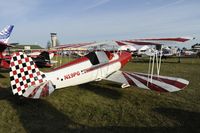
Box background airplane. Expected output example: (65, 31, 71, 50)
(0, 25, 55, 68)
(31, 51, 55, 67)
(0, 25, 14, 69)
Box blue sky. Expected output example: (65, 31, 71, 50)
(1, 0, 200, 48)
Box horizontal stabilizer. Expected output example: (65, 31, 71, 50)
(22, 80, 55, 98)
(105, 71, 189, 92)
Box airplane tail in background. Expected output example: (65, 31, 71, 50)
(38, 51, 51, 61)
(9, 52, 55, 99)
(0, 25, 14, 43)
(33, 51, 54, 67)
(38, 51, 54, 60)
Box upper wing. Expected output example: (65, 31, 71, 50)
(104, 71, 189, 92)
(54, 37, 193, 50)
(116, 37, 194, 46)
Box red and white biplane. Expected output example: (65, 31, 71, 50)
(9, 37, 192, 99)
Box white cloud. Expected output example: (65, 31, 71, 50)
(83, 0, 111, 10)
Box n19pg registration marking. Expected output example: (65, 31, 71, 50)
(64, 71, 80, 80)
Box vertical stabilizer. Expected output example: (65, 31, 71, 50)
(0, 25, 14, 43)
(10, 52, 55, 98)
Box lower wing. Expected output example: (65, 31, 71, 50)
(104, 71, 189, 92)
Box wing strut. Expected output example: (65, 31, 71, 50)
(147, 46, 163, 85)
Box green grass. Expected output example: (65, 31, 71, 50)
(0, 57, 200, 133)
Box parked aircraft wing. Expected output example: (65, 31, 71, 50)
(9, 52, 55, 98)
(104, 71, 189, 92)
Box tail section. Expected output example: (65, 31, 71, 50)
(0, 25, 14, 43)
(38, 51, 50, 61)
(33, 51, 53, 67)
(10, 52, 55, 98)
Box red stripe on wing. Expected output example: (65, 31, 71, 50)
(126, 72, 168, 92)
(124, 41, 161, 45)
(134, 73, 187, 89)
(115, 41, 127, 46)
(122, 72, 136, 86)
(137, 37, 191, 42)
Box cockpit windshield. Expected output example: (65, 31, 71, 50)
(85, 52, 100, 65)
